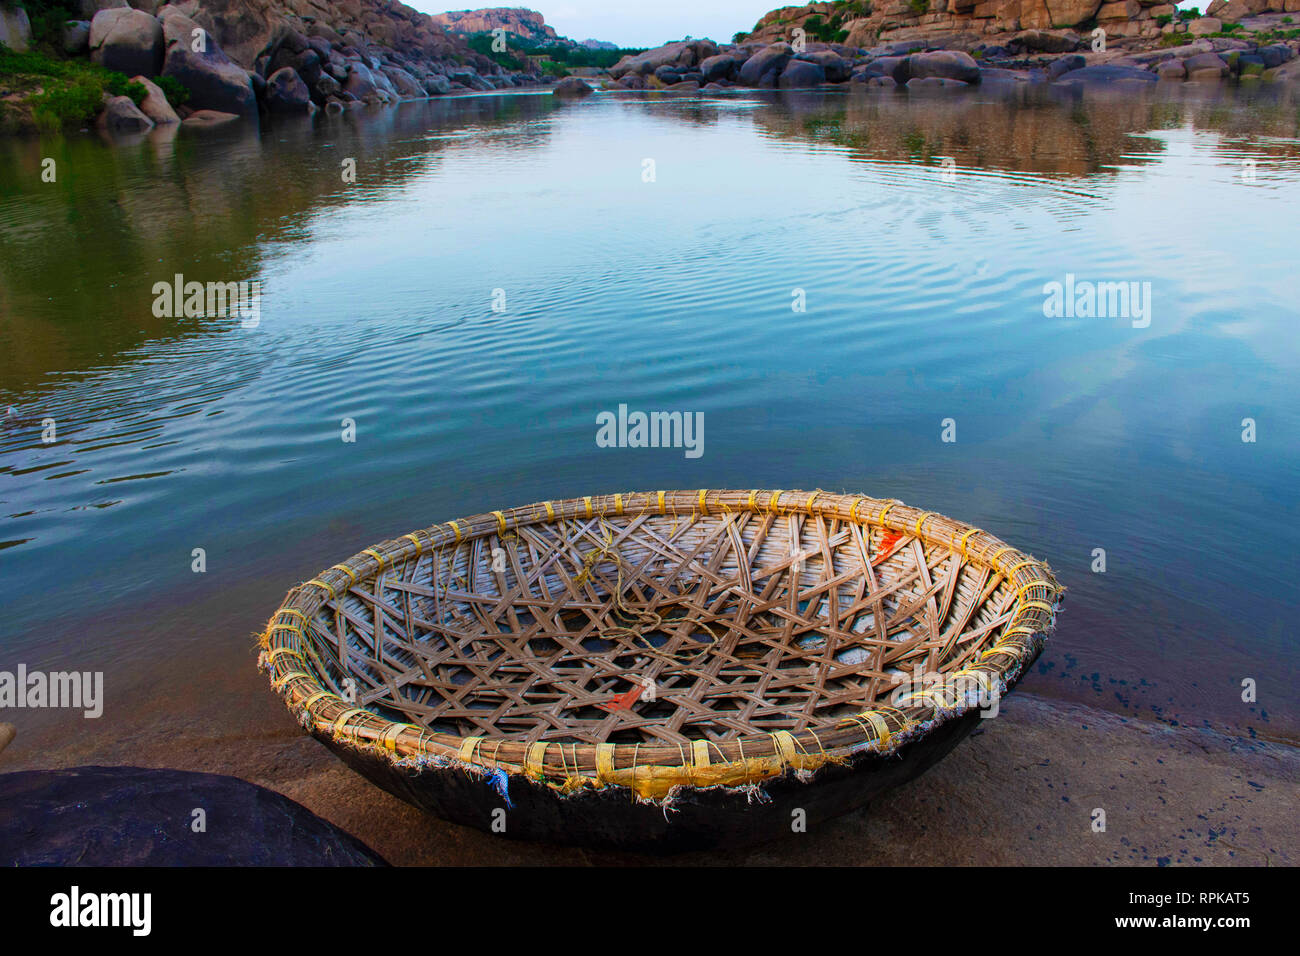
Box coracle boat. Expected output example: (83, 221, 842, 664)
(260, 490, 1061, 852)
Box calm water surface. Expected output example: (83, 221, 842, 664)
(1, 86, 1297, 741)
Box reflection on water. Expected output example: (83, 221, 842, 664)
(1, 85, 1297, 741)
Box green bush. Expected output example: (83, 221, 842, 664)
(107, 75, 147, 104)
(463, 32, 646, 73)
(466, 33, 528, 71)
(1159, 33, 1194, 47)
(154, 74, 189, 106)
(908, 0, 928, 15)
(836, 0, 873, 16)
(802, 14, 852, 43)
(14, 0, 80, 50)
(30, 74, 104, 130)
(0, 44, 147, 130)
(529, 42, 646, 70)
(1155, 14, 1173, 26)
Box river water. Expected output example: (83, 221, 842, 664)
(1, 85, 1296, 744)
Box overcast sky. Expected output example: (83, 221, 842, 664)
(414, 2, 778, 49)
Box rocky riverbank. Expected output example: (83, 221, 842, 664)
(592, 17, 1300, 96)
(1, 0, 551, 133)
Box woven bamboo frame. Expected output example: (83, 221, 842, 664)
(260, 490, 1061, 800)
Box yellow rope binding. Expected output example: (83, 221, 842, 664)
(457, 736, 484, 764)
(332, 708, 366, 736)
(596, 743, 616, 783)
(525, 741, 549, 780)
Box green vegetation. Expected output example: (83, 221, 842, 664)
(0, 44, 146, 132)
(908, 0, 929, 15)
(154, 74, 189, 106)
(465, 33, 645, 74)
(527, 42, 646, 70)
(1155, 14, 1174, 26)
(13, 0, 81, 51)
(801, 0, 873, 43)
(837, 0, 873, 16)
(466, 33, 530, 71)
(1159, 33, 1194, 47)
(802, 15, 850, 44)
(1181, 7, 1200, 18)
(739, 1, 871, 43)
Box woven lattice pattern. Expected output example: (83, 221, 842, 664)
(311, 509, 1017, 745)
(261, 492, 1060, 795)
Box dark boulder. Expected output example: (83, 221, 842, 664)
(295, 49, 323, 86)
(870, 56, 912, 83)
(609, 39, 717, 78)
(306, 35, 333, 61)
(801, 50, 852, 82)
(779, 59, 827, 88)
(265, 66, 312, 112)
(1047, 54, 1086, 80)
(906, 51, 981, 84)
(381, 65, 426, 99)
(344, 62, 381, 102)
(700, 53, 739, 81)
(63, 19, 91, 55)
(553, 75, 595, 97)
(160, 11, 257, 117)
(738, 42, 792, 87)
(96, 94, 154, 133)
(1013, 29, 1083, 54)
(0, 767, 387, 866)
(89, 8, 163, 77)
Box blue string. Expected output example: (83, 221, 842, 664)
(486, 768, 513, 809)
